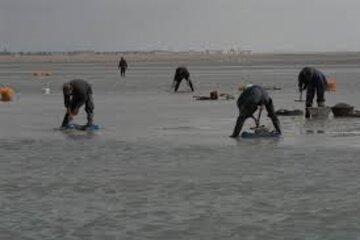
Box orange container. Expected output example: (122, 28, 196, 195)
(0, 87, 15, 102)
(327, 78, 337, 91)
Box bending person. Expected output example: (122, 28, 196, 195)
(61, 79, 94, 128)
(298, 67, 328, 118)
(230, 85, 281, 138)
(172, 67, 194, 92)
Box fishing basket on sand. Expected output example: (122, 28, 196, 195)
(326, 78, 337, 91)
(331, 103, 354, 117)
(0, 87, 15, 102)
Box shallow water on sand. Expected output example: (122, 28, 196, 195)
(1, 61, 360, 239)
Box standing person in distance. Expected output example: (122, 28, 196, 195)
(118, 57, 128, 77)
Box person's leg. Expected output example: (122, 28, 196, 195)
(61, 101, 79, 127)
(174, 79, 182, 92)
(230, 114, 247, 138)
(186, 78, 194, 92)
(316, 79, 325, 107)
(61, 113, 71, 127)
(230, 104, 257, 137)
(265, 99, 281, 133)
(254, 107, 263, 128)
(85, 95, 94, 126)
(305, 88, 315, 118)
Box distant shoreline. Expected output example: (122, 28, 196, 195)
(1, 51, 360, 66)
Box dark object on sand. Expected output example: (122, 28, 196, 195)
(242, 131, 281, 138)
(331, 103, 360, 117)
(60, 123, 100, 132)
(33, 71, 52, 77)
(194, 90, 218, 101)
(194, 91, 234, 101)
(193, 96, 213, 101)
(276, 109, 304, 116)
(331, 103, 354, 117)
(306, 130, 325, 134)
(210, 91, 218, 100)
(239, 85, 281, 91)
(242, 126, 281, 139)
(263, 86, 281, 91)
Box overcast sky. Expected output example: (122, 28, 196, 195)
(0, 0, 359, 52)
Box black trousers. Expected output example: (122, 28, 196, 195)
(120, 67, 126, 77)
(305, 79, 326, 118)
(174, 78, 194, 92)
(306, 81, 325, 108)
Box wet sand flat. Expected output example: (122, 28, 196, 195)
(0, 55, 360, 239)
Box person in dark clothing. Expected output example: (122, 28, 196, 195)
(230, 85, 281, 138)
(61, 79, 94, 128)
(172, 67, 194, 92)
(298, 67, 328, 118)
(118, 57, 128, 77)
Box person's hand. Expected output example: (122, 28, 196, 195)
(66, 108, 79, 119)
(70, 108, 79, 116)
(65, 108, 72, 118)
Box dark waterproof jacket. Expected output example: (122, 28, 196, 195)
(174, 67, 190, 82)
(237, 85, 272, 112)
(63, 79, 93, 110)
(118, 59, 128, 69)
(298, 67, 327, 107)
